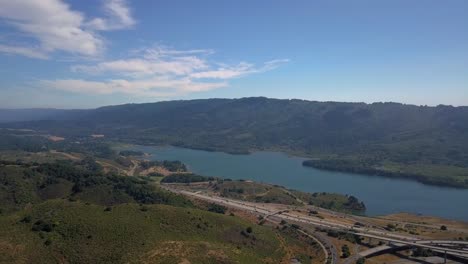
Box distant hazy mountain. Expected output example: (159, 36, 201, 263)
(0, 108, 88, 123)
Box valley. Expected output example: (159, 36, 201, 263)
(0, 133, 466, 263)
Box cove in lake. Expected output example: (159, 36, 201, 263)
(132, 145, 468, 221)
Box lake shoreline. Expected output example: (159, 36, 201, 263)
(302, 160, 468, 189)
(115, 142, 467, 189)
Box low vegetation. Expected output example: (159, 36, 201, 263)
(119, 150, 144, 156)
(292, 191, 366, 213)
(179, 178, 366, 213)
(0, 150, 324, 263)
(303, 158, 468, 188)
(139, 160, 187, 172)
(341, 244, 350, 258)
(161, 173, 216, 183)
(0, 200, 321, 263)
(0, 161, 191, 213)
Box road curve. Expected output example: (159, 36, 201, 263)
(162, 185, 468, 262)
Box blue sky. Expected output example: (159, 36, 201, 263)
(0, 0, 467, 108)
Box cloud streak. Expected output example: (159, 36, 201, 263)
(40, 78, 228, 97)
(0, 44, 48, 59)
(43, 46, 288, 97)
(86, 0, 136, 30)
(190, 59, 289, 79)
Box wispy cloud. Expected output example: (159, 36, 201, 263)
(0, 0, 135, 59)
(190, 59, 289, 79)
(40, 78, 228, 97)
(86, 0, 136, 31)
(43, 45, 288, 97)
(0, 44, 48, 59)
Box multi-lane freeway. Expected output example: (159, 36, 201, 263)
(163, 185, 468, 263)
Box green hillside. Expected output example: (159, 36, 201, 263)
(0, 200, 323, 264)
(0, 160, 323, 263)
(2, 97, 468, 187)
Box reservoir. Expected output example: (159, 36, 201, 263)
(131, 145, 468, 221)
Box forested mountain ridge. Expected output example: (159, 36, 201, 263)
(0, 108, 88, 123)
(3, 97, 468, 187)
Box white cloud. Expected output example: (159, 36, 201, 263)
(0, 0, 103, 57)
(0, 2, 287, 99)
(0, 0, 135, 58)
(43, 45, 289, 98)
(86, 0, 136, 30)
(189, 62, 254, 79)
(140, 46, 215, 58)
(72, 56, 208, 77)
(190, 59, 289, 79)
(40, 78, 228, 97)
(0, 44, 48, 59)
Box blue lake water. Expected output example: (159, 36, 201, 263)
(132, 145, 468, 221)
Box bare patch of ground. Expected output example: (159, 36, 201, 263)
(0, 240, 27, 264)
(381, 213, 468, 230)
(49, 150, 81, 161)
(141, 241, 232, 264)
(138, 166, 172, 176)
(46, 136, 65, 142)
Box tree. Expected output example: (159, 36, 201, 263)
(246, 226, 253, 233)
(440, 225, 447, 231)
(341, 244, 350, 258)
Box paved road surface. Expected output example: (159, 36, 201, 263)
(162, 185, 468, 262)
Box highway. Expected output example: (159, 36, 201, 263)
(163, 186, 468, 262)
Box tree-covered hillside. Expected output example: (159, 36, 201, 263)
(0, 160, 322, 263)
(3, 97, 468, 187)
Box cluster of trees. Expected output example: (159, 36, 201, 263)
(35, 161, 189, 206)
(321, 229, 361, 244)
(0, 160, 191, 213)
(60, 141, 115, 159)
(356, 257, 366, 264)
(294, 191, 366, 213)
(0, 129, 116, 159)
(207, 203, 227, 214)
(160, 173, 216, 183)
(303, 159, 468, 188)
(412, 247, 434, 257)
(0, 133, 47, 152)
(341, 245, 350, 258)
(119, 150, 144, 156)
(115, 156, 133, 167)
(220, 187, 245, 194)
(344, 195, 366, 211)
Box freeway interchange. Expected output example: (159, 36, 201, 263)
(162, 184, 468, 264)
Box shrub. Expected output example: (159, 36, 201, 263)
(341, 244, 350, 258)
(207, 203, 227, 214)
(356, 257, 366, 264)
(21, 215, 32, 223)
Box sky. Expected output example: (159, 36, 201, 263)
(0, 0, 467, 108)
